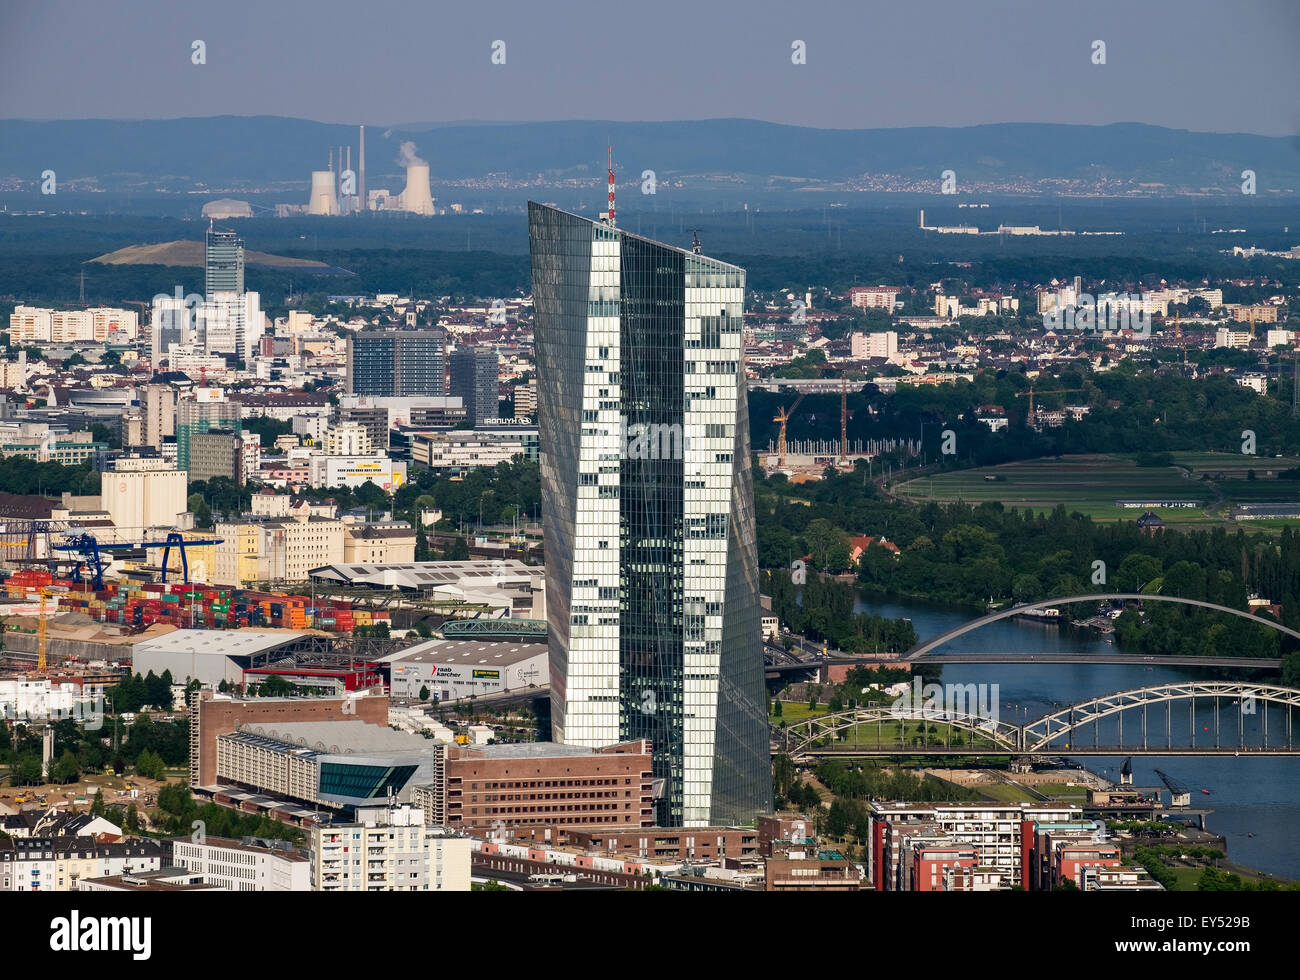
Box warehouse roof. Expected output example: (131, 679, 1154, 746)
(378, 637, 545, 667)
(308, 559, 543, 590)
(134, 629, 308, 659)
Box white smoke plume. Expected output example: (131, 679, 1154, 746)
(397, 141, 427, 167)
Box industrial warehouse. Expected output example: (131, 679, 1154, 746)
(380, 636, 547, 702)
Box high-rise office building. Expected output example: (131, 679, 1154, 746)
(177, 390, 242, 473)
(205, 228, 244, 299)
(449, 346, 500, 425)
(346, 330, 446, 397)
(528, 201, 770, 828)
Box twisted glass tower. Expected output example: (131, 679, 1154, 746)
(529, 202, 770, 827)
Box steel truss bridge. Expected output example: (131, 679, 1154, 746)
(904, 593, 1300, 661)
(779, 681, 1300, 758)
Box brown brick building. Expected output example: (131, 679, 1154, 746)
(413, 740, 654, 833)
(510, 824, 758, 860)
(190, 689, 388, 788)
(765, 857, 865, 892)
(757, 812, 816, 857)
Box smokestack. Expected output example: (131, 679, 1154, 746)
(401, 164, 435, 216)
(328, 148, 333, 173)
(345, 146, 351, 211)
(359, 125, 366, 211)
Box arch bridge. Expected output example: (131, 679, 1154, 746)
(904, 594, 1300, 661)
(779, 681, 1300, 757)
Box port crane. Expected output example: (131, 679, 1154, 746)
(53, 530, 222, 591)
(1153, 768, 1191, 807)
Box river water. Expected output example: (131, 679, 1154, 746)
(851, 593, 1300, 882)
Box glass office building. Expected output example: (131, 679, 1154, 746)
(205, 228, 244, 299)
(346, 330, 447, 397)
(528, 202, 770, 827)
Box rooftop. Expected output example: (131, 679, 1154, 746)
(380, 637, 546, 667)
(134, 629, 308, 658)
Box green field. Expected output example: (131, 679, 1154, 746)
(897, 453, 1300, 524)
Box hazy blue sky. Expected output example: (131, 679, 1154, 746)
(2, 0, 1298, 135)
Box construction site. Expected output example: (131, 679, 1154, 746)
(762, 375, 920, 480)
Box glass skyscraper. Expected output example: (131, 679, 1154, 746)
(528, 202, 770, 827)
(205, 228, 244, 299)
(346, 330, 447, 397)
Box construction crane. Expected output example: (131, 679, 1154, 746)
(774, 391, 808, 469)
(1014, 386, 1085, 425)
(36, 585, 68, 673)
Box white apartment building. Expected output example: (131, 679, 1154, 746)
(1215, 328, 1254, 349)
(8, 306, 138, 344)
(310, 805, 471, 892)
(850, 331, 898, 359)
(849, 286, 902, 309)
(324, 421, 372, 456)
(170, 836, 311, 891)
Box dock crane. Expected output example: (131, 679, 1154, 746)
(54, 530, 222, 591)
(1014, 386, 1084, 426)
(774, 391, 808, 469)
(1154, 768, 1191, 807)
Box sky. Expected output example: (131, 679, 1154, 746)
(1, 0, 1298, 136)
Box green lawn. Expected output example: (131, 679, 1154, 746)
(975, 782, 1038, 803)
(897, 453, 1300, 525)
(1035, 782, 1088, 797)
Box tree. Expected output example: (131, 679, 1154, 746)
(419, 685, 431, 702)
(51, 749, 80, 784)
(12, 754, 43, 786)
(125, 803, 140, 834)
(443, 536, 471, 560)
(90, 788, 106, 817)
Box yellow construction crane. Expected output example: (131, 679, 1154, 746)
(774, 391, 808, 469)
(1014, 386, 1084, 424)
(37, 586, 49, 673)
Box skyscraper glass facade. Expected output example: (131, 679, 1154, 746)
(347, 331, 447, 397)
(205, 229, 245, 299)
(529, 202, 770, 827)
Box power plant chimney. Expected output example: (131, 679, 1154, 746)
(400, 164, 435, 216)
(345, 146, 352, 211)
(359, 125, 366, 211)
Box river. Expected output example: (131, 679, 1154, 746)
(850, 592, 1300, 882)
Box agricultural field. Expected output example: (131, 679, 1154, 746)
(896, 453, 1300, 525)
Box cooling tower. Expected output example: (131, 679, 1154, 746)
(400, 164, 435, 215)
(307, 170, 339, 215)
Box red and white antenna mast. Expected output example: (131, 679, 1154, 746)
(603, 145, 616, 226)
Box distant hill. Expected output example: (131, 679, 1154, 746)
(2, 117, 1297, 191)
(90, 240, 334, 269)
